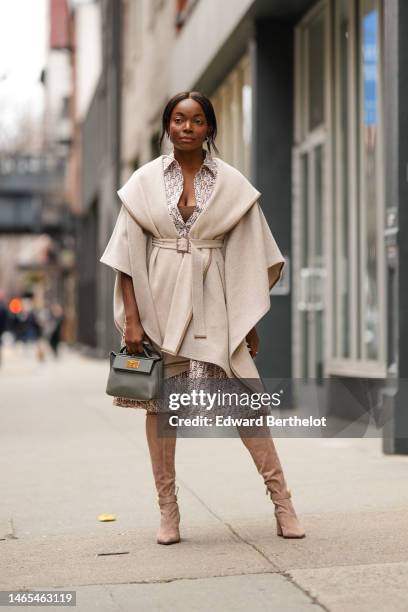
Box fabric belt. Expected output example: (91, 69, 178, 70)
(151, 236, 224, 339)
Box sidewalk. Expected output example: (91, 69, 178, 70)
(1, 341, 408, 611)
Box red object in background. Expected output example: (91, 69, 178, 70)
(176, 0, 189, 12)
(9, 298, 22, 315)
(175, 0, 197, 29)
(50, 0, 70, 49)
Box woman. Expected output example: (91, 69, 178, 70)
(100, 91, 305, 545)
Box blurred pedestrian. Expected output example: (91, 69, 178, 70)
(48, 303, 65, 358)
(16, 299, 45, 361)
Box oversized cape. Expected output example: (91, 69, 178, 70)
(100, 155, 285, 393)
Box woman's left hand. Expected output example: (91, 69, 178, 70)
(246, 327, 259, 359)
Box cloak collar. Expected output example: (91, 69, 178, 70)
(118, 155, 262, 242)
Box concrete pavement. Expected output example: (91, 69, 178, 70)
(1, 339, 408, 611)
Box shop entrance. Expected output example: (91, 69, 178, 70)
(293, 0, 330, 383)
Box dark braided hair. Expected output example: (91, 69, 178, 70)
(159, 91, 219, 155)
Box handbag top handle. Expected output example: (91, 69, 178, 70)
(119, 340, 162, 361)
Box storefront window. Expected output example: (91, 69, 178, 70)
(301, 154, 309, 379)
(360, 0, 380, 360)
(242, 82, 252, 177)
(334, 0, 354, 359)
(211, 54, 252, 178)
(331, 0, 384, 371)
(294, 2, 327, 380)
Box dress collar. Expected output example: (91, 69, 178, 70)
(163, 149, 217, 176)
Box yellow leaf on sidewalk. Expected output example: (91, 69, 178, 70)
(97, 513, 116, 522)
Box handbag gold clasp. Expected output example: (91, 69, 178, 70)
(127, 359, 140, 369)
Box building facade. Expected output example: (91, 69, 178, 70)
(73, 0, 405, 452)
(164, 0, 405, 453)
(65, 0, 121, 352)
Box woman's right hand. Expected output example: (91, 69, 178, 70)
(124, 321, 147, 354)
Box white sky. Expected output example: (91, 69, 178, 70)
(0, 0, 47, 127)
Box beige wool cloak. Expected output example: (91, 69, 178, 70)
(100, 155, 285, 393)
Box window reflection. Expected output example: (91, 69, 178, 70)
(337, 0, 352, 358)
(361, 3, 379, 360)
(211, 55, 252, 178)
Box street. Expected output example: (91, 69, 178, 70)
(1, 341, 408, 611)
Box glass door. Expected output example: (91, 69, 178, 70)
(330, 0, 385, 377)
(297, 139, 326, 381)
(293, 1, 330, 382)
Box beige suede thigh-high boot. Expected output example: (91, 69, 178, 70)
(238, 425, 305, 538)
(145, 413, 180, 545)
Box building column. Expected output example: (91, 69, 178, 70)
(252, 19, 293, 380)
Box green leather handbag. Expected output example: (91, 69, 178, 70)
(106, 341, 164, 400)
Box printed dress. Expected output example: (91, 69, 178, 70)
(113, 149, 229, 414)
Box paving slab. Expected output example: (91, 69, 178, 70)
(0, 522, 277, 591)
(231, 509, 408, 571)
(289, 562, 408, 612)
(32, 573, 320, 612)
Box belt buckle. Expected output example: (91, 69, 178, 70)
(176, 237, 190, 253)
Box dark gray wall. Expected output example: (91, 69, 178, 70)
(379, 0, 408, 453)
(390, 0, 408, 452)
(253, 19, 293, 380)
(77, 201, 98, 348)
